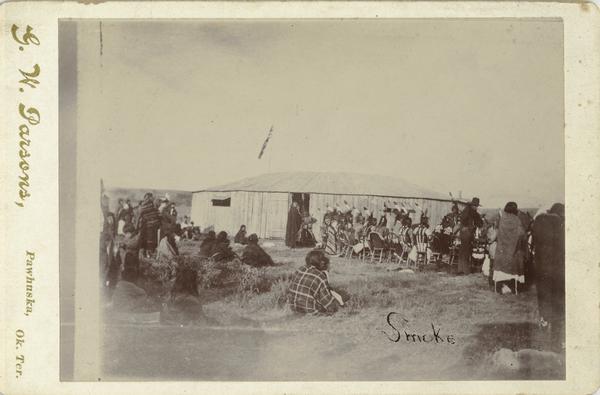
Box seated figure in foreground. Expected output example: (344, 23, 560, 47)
(287, 250, 342, 315)
(111, 265, 153, 313)
(162, 266, 212, 325)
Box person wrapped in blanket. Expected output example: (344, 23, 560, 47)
(234, 225, 248, 245)
(492, 201, 527, 292)
(199, 230, 216, 258)
(413, 213, 433, 263)
(137, 192, 161, 258)
(287, 250, 346, 315)
(211, 231, 235, 262)
(241, 234, 276, 267)
(398, 216, 415, 259)
(323, 215, 339, 256)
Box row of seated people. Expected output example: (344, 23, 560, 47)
(319, 208, 488, 265)
(199, 228, 276, 268)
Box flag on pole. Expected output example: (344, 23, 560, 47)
(258, 125, 274, 159)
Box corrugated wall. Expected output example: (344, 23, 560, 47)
(193, 190, 456, 239)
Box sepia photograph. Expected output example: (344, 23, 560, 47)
(59, 17, 566, 381)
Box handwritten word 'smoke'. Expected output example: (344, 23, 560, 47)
(383, 312, 456, 345)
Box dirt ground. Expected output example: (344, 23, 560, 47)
(101, 239, 565, 381)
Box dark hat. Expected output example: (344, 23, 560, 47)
(470, 197, 481, 207)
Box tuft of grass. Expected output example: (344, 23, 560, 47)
(340, 279, 398, 313)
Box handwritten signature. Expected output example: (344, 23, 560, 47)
(382, 312, 457, 344)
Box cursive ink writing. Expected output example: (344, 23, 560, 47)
(382, 312, 456, 345)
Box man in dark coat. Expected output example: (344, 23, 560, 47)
(457, 197, 483, 275)
(285, 201, 302, 248)
(532, 203, 565, 348)
(241, 234, 275, 267)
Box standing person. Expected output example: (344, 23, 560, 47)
(457, 197, 483, 275)
(486, 221, 498, 287)
(324, 216, 338, 256)
(123, 199, 134, 226)
(312, 208, 323, 246)
(384, 206, 395, 232)
(116, 199, 126, 235)
(413, 213, 431, 262)
(532, 203, 565, 348)
(137, 193, 161, 258)
(102, 212, 118, 290)
(493, 202, 526, 292)
(118, 223, 141, 278)
(117, 199, 134, 234)
(133, 200, 143, 230)
(399, 217, 415, 258)
(285, 201, 302, 248)
(160, 202, 178, 241)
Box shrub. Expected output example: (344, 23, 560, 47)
(139, 255, 177, 297)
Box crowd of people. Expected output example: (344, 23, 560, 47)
(100, 190, 565, 342)
(100, 192, 278, 295)
(284, 197, 565, 296)
(284, 198, 482, 270)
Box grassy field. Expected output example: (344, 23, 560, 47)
(102, 239, 564, 381)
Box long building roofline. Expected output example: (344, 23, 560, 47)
(193, 171, 468, 203)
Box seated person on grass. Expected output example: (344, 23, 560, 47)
(241, 234, 276, 267)
(287, 250, 345, 315)
(198, 230, 216, 257)
(162, 266, 213, 325)
(211, 231, 235, 262)
(111, 265, 155, 313)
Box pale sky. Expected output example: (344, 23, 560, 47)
(72, 19, 564, 208)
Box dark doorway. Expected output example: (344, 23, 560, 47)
(291, 193, 310, 216)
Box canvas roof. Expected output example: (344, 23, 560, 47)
(196, 172, 453, 201)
